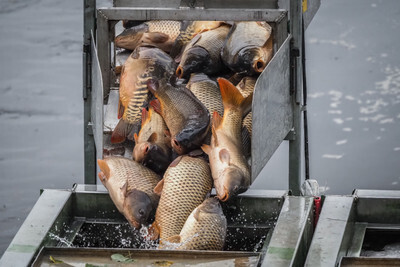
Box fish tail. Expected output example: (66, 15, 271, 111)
(148, 221, 160, 241)
(217, 78, 253, 117)
(97, 159, 110, 180)
(111, 119, 135, 144)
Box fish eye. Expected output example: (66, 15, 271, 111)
(138, 209, 145, 216)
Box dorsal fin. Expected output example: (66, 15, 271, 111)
(97, 159, 110, 179)
(141, 108, 149, 128)
(217, 78, 253, 117)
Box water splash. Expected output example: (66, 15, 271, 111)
(48, 232, 73, 247)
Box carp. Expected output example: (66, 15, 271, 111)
(201, 78, 252, 201)
(111, 46, 175, 144)
(187, 73, 224, 145)
(162, 197, 227, 250)
(170, 20, 224, 59)
(115, 20, 182, 52)
(236, 77, 257, 158)
(221, 21, 273, 75)
(97, 156, 161, 228)
(132, 107, 171, 174)
(176, 25, 231, 79)
(149, 155, 213, 242)
(147, 78, 210, 155)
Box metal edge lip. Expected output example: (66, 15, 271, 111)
(353, 189, 400, 199)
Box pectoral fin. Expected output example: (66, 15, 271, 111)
(166, 235, 181, 244)
(153, 178, 164, 196)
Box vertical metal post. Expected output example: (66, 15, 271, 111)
(83, 0, 97, 184)
(289, 0, 303, 195)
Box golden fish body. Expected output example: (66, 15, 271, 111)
(111, 46, 175, 143)
(202, 78, 252, 201)
(236, 77, 256, 158)
(221, 21, 273, 75)
(115, 20, 182, 52)
(151, 155, 212, 242)
(97, 156, 161, 228)
(187, 73, 224, 145)
(133, 107, 171, 174)
(170, 21, 224, 58)
(148, 79, 210, 155)
(176, 25, 231, 79)
(164, 197, 227, 250)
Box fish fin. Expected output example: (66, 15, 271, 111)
(153, 178, 164, 196)
(211, 125, 218, 146)
(147, 79, 159, 95)
(97, 159, 110, 179)
(188, 149, 203, 157)
(141, 108, 149, 128)
(190, 33, 202, 46)
(145, 32, 170, 43)
(149, 99, 162, 114)
(219, 149, 230, 165)
(218, 78, 253, 117)
(147, 132, 158, 143)
(193, 207, 201, 221)
(111, 119, 133, 143)
(121, 181, 129, 198)
(118, 100, 124, 119)
(98, 171, 107, 185)
(169, 155, 183, 167)
(148, 222, 160, 240)
(166, 235, 181, 244)
(201, 144, 211, 155)
(212, 111, 223, 129)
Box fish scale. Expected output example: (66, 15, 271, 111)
(105, 157, 160, 199)
(153, 156, 212, 242)
(112, 46, 175, 143)
(194, 25, 230, 63)
(174, 198, 227, 250)
(147, 20, 181, 40)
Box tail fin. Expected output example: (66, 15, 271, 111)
(111, 119, 135, 144)
(97, 159, 110, 180)
(217, 78, 253, 117)
(147, 222, 160, 241)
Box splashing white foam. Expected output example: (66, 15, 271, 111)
(343, 128, 352, 132)
(333, 118, 344, 124)
(336, 139, 347, 145)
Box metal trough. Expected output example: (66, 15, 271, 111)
(305, 190, 400, 266)
(0, 186, 315, 266)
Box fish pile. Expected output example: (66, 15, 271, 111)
(98, 19, 274, 251)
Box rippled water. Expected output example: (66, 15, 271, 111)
(0, 0, 399, 257)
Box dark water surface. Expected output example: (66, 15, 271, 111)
(0, 0, 399, 257)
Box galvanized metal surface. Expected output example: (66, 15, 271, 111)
(304, 196, 355, 267)
(354, 190, 400, 224)
(0, 190, 72, 267)
(114, 0, 277, 9)
(32, 247, 260, 267)
(288, 0, 304, 196)
(262, 196, 314, 267)
(252, 35, 292, 183)
(91, 32, 104, 163)
(83, 0, 97, 184)
(303, 0, 321, 29)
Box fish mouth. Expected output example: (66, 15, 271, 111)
(218, 190, 230, 202)
(253, 59, 266, 73)
(176, 66, 184, 79)
(128, 219, 141, 229)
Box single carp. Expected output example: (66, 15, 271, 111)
(147, 78, 210, 155)
(221, 21, 273, 75)
(97, 156, 161, 228)
(201, 78, 252, 201)
(115, 20, 182, 52)
(176, 25, 231, 79)
(162, 197, 227, 250)
(170, 20, 224, 59)
(132, 107, 171, 174)
(111, 46, 175, 144)
(236, 77, 256, 158)
(149, 155, 213, 242)
(187, 73, 224, 145)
